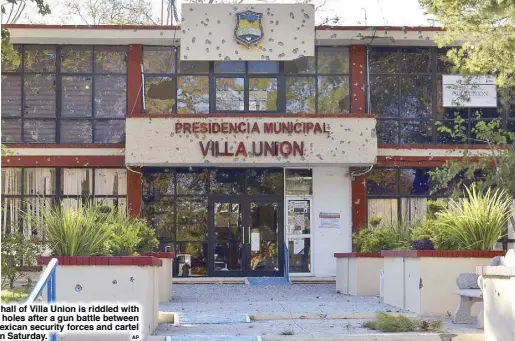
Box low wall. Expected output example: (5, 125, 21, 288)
(38, 256, 162, 341)
(139, 252, 174, 302)
(382, 251, 504, 316)
(334, 253, 383, 296)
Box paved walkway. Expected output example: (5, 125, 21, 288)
(156, 284, 480, 338)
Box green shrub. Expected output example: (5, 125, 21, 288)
(354, 220, 416, 253)
(435, 185, 514, 250)
(426, 200, 448, 220)
(1, 233, 42, 289)
(136, 221, 159, 252)
(1, 289, 31, 303)
(362, 312, 443, 333)
(411, 219, 458, 251)
(33, 203, 113, 256)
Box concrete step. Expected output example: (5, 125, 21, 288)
(171, 277, 335, 284)
(175, 312, 250, 325)
(148, 334, 483, 341)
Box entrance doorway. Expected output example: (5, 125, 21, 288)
(209, 196, 284, 277)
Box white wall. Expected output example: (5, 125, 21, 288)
(312, 167, 352, 277)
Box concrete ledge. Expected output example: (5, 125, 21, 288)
(260, 334, 483, 341)
(171, 277, 336, 284)
(158, 312, 176, 324)
(247, 312, 419, 321)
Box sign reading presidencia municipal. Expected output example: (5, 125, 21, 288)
(126, 116, 377, 167)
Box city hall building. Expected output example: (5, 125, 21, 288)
(2, 4, 513, 278)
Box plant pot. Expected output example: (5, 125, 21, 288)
(381, 250, 505, 316)
(334, 252, 383, 296)
(38, 256, 162, 341)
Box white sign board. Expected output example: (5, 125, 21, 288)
(319, 212, 340, 229)
(442, 75, 497, 108)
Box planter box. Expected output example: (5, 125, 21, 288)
(334, 253, 383, 296)
(139, 252, 174, 303)
(38, 256, 162, 341)
(477, 251, 515, 341)
(381, 250, 505, 316)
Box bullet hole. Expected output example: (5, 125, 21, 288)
(186, 47, 190, 51)
(293, 48, 299, 54)
(189, 7, 193, 11)
(278, 41, 284, 46)
(206, 48, 209, 52)
(222, 39, 226, 43)
(269, 20, 274, 24)
(278, 53, 285, 58)
(209, 32, 212, 35)
(275, 20, 279, 25)
(271, 29, 274, 33)
(302, 20, 306, 23)
(289, 12, 294, 19)
(205, 39, 211, 44)
(268, 38, 274, 42)
(235, 50, 239, 55)
(224, 56, 230, 60)
(218, 53, 222, 57)
(182, 30, 186, 34)
(304, 13, 309, 19)
(130, 277, 135, 282)
(217, 20, 221, 24)
(216, 46, 220, 50)
(112, 280, 117, 285)
(265, 56, 270, 60)
(75, 285, 82, 292)
(294, 37, 297, 40)
(269, 49, 272, 52)
(192, 37, 196, 43)
(331, 34, 337, 38)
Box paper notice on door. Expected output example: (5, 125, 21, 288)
(294, 214, 305, 231)
(319, 212, 340, 228)
(293, 239, 304, 254)
(251, 232, 260, 252)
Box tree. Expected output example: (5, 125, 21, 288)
(62, 0, 158, 25)
(420, 0, 515, 89)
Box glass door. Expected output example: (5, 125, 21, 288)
(247, 198, 284, 277)
(286, 197, 312, 275)
(209, 197, 245, 276)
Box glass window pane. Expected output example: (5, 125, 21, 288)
(376, 120, 399, 144)
(437, 49, 454, 74)
(2, 198, 22, 234)
(367, 198, 398, 225)
(24, 45, 56, 72)
(317, 76, 349, 113)
(94, 120, 125, 144)
(472, 107, 502, 119)
(370, 75, 399, 117)
(23, 119, 56, 143)
(178, 61, 209, 74)
(95, 169, 127, 195)
(24, 197, 52, 238)
(249, 78, 277, 111)
(216, 77, 244, 111)
(142, 197, 175, 240)
(62, 76, 93, 117)
(61, 168, 93, 195)
(176, 168, 207, 195)
(285, 169, 312, 195)
(436, 120, 467, 144)
(400, 75, 432, 119)
(1, 168, 22, 194)
(289, 239, 310, 273)
(61, 46, 93, 73)
(143, 46, 175, 74)
(398, 48, 432, 74)
(317, 47, 349, 74)
(214, 61, 245, 73)
(248, 61, 279, 73)
(401, 197, 428, 222)
(177, 76, 209, 113)
(176, 242, 208, 276)
(1, 45, 21, 72)
(369, 48, 399, 73)
(1, 119, 22, 143)
(24, 168, 56, 195)
(1, 75, 22, 117)
(366, 168, 397, 195)
(246, 169, 284, 195)
(285, 56, 315, 74)
(143, 171, 175, 198)
(24, 74, 56, 118)
(209, 169, 245, 195)
(95, 75, 127, 118)
(176, 199, 208, 241)
(399, 169, 430, 195)
(145, 77, 176, 114)
(287, 200, 311, 234)
(60, 120, 92, 143)
(286, 77, 315, 113)
(399, 121, 433, 144)
(94, 46, 127, 73)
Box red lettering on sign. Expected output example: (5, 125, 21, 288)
(175, 123, 183, 133)
(235, 142, 248, 157)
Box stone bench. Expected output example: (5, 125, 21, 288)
(453, 255, 505, 329)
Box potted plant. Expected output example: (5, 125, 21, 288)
(32, 203, 162, 340)
(382, 185, 512, 316)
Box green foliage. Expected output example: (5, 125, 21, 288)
(362, 312, 443, 333)
(411, 219, 455, 250)
(1, 289, 31, 303)
(136, 221, 159, 252)
(33, 204, 113, 256)
(368, 216, 382, 228)
(354, 220, 416, 253)
(420, 0, 515, 89)
(1, 233, 42, 289)
(435, 185, 514, 250)
(426, 200, 448, 220)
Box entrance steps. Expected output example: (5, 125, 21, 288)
(172, 277, 335, 284)
(245, 277, 291, 285)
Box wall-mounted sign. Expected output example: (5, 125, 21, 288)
(235, 10, 264, 47)
(181, 4, 314, 61)
(126, 116, 377, 167)
(319, 212, 340, 229)
(442, 75, 497, 108)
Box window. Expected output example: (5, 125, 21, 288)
(1, 45, 127, 144)
(1, 168, 127, 237)
(369, 47, 514, 144)
(142, 46, 350, 114)
(366, 167, 439, 224)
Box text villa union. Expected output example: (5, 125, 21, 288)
(174, 121, 330, 158)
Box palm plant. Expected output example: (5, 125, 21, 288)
(435, 185, 514, 250)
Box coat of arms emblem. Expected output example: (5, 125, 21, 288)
(234, 10, 264, 47)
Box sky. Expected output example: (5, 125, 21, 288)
(6, 0, 436, 26)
